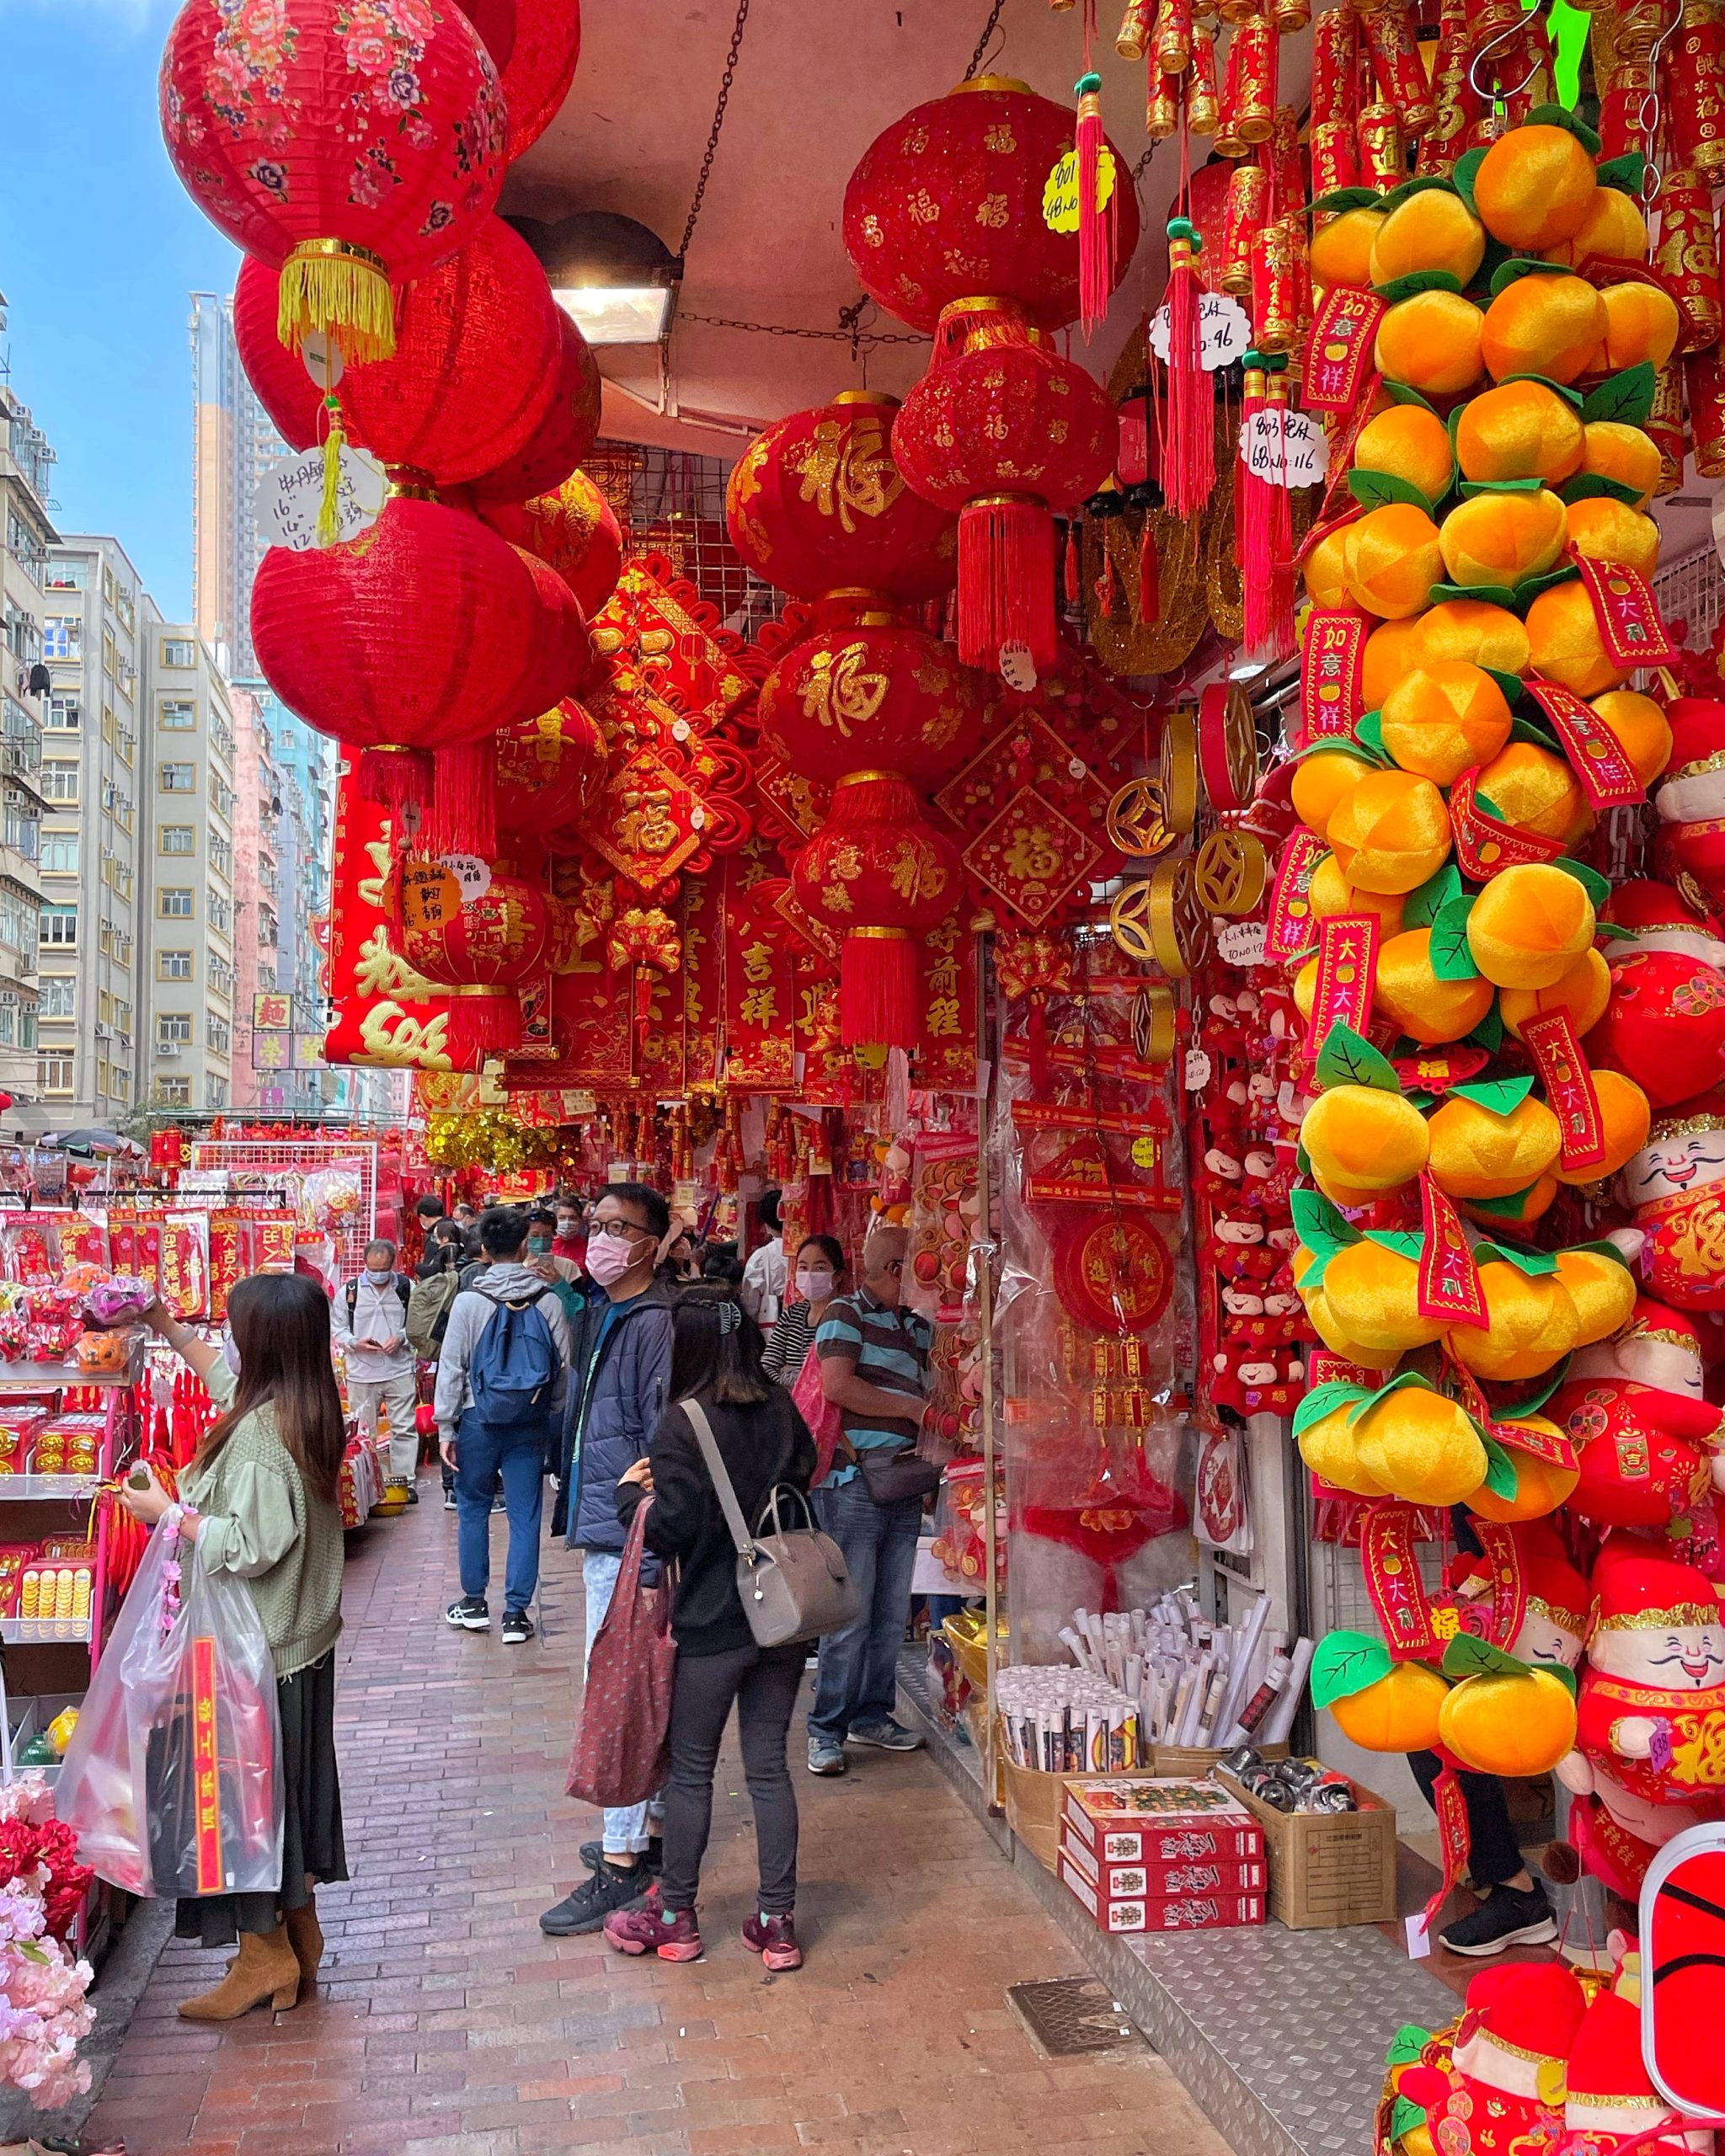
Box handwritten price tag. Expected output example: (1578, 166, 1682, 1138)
(1043, 144, 1118, 232)
(1650, 1721, 1675, 1773)
(441, 854, 493, 903)
(1149, 291, 1252, 372)
(1215, 919, 1268, 968)
(1238, 408, 1330, 491)
(259, 443, 386, 552)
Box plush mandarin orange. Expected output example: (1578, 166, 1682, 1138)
(1589, 689, 1673, 784)
(1298, 1275, 1402, 1369)
(1447, 1259, 1580, 1380)
(1438, 1665, 1578, 1774)
(1466, 1417, 1580, 1523)
(1415, 598, 1530, 675)
(1326, 768, 1454, 893)
(1300, 1083, 1431, 1191)
(1474, 740, 1593, 849)
(1581, 420, 1661, 506)
(1375, 291, 1486, 397)
(1353, 405, 1455, 504)
(1427, 1091, 1563, 1198)
(1552, 1247, 1639, 1343)
(1291, 748, 1377, 838)
(1525, 579, 1629, 696)
(1331, 1661, 1450, 1751)
(1322, 1241, 1447, 1353)
(1549, 186, 1649, 270)
(1311, 206, 1386, 291)
(1297, 1400, 1391, 1497)
(1353, 1385, 1491, 1503)
(1369, 189, 1487, 288)
(1461, 1173, 1558, 1229)
(1381, 661, 1514, 785)
(1600, 281, 1681, 370)
(1565, 496, 1661, 575)
(1455, 379, 1584, 484)
(1439, 488, 1568, 591)
(1373, 927, 1497, 1043)
(1550, 1068, 1651, 1184)
(1481, 274, 1609, 385)
(1345, 502, 1445, 618)
(1466, 861, 1597, 989)
(1363, 618, 1425, 709)
(1304, 525, 1354, 610)
(1473, 124, 1599, 251)
(1307, 854, 1407, 933)
(1500, 947, 1611, 1040)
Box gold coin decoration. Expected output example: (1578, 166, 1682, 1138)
(1131, 983, 1177, 1065)
(1105, 776, 1175, 859)
(1160, 705, 1199, 835)
(1194, 828, 1268, 915)
(1199, 678, 1260, 813)
(1108, 877, 1160, 965)
(1148, 856, 1212, 978)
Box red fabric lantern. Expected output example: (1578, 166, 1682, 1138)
(792, 779, 964, 1050)
(756, 619, 984, 787)
(725, 390, 957, 604)
(499, 0, 582, 161)
(315, 215, 563, 484)
(453, 0, 515, 69)
(234, 253, 323, 451)
(842, 77, 1139, 334)
(466, 314, 601, 506)
(159, 0, 506, 361)
(893, 302, 1118, 675)
(251, 493, 540, 825)
(396, 853, 548, 1065)
(477, 468, 622, 616)
(497, 698, 606, 835)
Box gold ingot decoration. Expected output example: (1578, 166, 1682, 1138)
(1160, 706, 1200, 835)
(1194, 828, 1268, 915)
(1105, 776, 1176, 858)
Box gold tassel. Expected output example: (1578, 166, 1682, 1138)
(318, 398, 346, 549)
(276, 239, 395, 362)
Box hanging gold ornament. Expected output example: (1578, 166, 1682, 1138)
(1194, 827, 1268, 915)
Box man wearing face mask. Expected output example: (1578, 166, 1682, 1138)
(553, 1195, 588, 1270)
(542, 1182, 676, 1937)
(333, 1239, 419, 1503)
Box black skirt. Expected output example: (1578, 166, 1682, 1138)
(175, 1647, 348, 1946)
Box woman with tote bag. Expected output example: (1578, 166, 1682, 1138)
(606, 1287, 817, 1971)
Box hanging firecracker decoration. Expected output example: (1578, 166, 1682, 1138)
(495, 699, 606, 836)
(478, 468, 623, 618)
(464, 316, 602, 510)
(395, 854, 549, 1066)
(158, 0, 507, 361)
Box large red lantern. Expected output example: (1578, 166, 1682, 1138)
(496, 699, 606, 835)
(313, 215, 563, 485)
(499, 0, 582, 161)
(477, 469, 622, 617)
(467, 315, 601, 506)
(396, 854, 548, 1065)
(756, 619, 984, 786)
(234, 253, 323, 451)
(725, 391, 957, 604)
(841, 77, 1139, 335)
(159, 0, 506, 361)
(251, 493, 541, 825)
(894, 302, 1117, 675)
(453, 0, 515, 69)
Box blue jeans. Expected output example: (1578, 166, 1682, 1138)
(809, 1479, 924, 1743)
(455, 1411, 545, 1614)
(582, 1549, 657, 1854)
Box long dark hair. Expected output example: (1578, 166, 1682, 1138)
(196, 1273, 345, 1508)
(669, 1285, 769, 1406)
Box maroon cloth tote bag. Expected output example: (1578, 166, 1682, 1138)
(566, 1495, 676, 1808)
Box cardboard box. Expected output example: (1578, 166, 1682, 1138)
(1215, 1766, 1397, 1930)
(1059, 1830, 1267, 1902)
(1059, 1853, 1266, 1934)
(1001, 1758, 1144, 1872)
(1060, 1777, 1264, 1866)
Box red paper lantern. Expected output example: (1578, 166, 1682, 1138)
(453, 0, 515, 69)
(317, 215, 563, 485)
(842, 77, 1139, 335)
(234, 253, 323, 451)
(499, 0, 582, 161)
(159, 0, 506, 361)
(725, 391, 957, 604)
(478, 468, 622, 616)
(893, 302, 1118, 674)
(251, 493, 541, 824)
(396, 854, 548, 1065)
(496, 698, 606, 834)
(466, 314, 601, 506)
(756, 619, 984, 787)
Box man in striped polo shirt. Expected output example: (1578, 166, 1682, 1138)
(807, 1224, 933, 1776)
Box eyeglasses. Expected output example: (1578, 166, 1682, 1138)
(592, 1218, 654, 1241)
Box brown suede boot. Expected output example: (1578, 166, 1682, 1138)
(285, 1896, 323, 1991)
(178, 1922, 301, 2020)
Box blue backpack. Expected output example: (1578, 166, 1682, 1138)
(467, 1286, 558, 1428)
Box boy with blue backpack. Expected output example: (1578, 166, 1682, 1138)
(436, 1206, 573, 1646)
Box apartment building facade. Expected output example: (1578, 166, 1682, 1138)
(190, 291, 286, 680)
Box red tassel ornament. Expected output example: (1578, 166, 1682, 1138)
(1064, 519, 1083, 606)
(1138, 522, 1161, 624)
(425, 742, 498, 858)
(1076, 72, 1118, 340)
(1162, 216, 1215, 518)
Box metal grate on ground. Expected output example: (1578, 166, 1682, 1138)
(1008, 1977, 1150, 2059)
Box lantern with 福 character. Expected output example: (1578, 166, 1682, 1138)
(495, 699, 606, 837)
(158, 0, 506, 362)
(394, 854, 548, 1067)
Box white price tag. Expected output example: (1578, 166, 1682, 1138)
(998, 641, 1038, 691)
(1148, 291, 1253, 372)
(1215, 919, 1268, 969)
(1404, 1913, 1433, 1961)
(1238, 408, 1330, 491)
(1183, 1048, 1213, 1091)
(259, 443, 386, 552)
(441, 853, 492, 903)
(300, 332, 345, 392)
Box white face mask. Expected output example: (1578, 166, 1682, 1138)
(796, 1270, 835, 1301)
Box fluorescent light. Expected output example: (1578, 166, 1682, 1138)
(553, 284, 675, 345)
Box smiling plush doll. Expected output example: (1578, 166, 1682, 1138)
(1554, 1297, 1725, 1534)
(1617, 1095, 1725, 1312)
(1591, 883, 1725, 1113)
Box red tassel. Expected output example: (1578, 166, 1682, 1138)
(840, 929, 920, 1051)
(440, 989, 521, 1070)
(1076, 72, 1116, 339)
(425, 743, 497, 857)
(1162, 217, 1215, 519)
(958, 495, 1057, 675)
(1240, 354, 1277, 661)
(1247, 368, 1296, 664)
(1064, 520, 1082, 607)
(1138, 523, 1160, 623)
(357, 744, 432, 831)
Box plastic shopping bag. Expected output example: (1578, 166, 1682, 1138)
(791, 1341, 844, 1488)
(55, 1508, 283, 1897)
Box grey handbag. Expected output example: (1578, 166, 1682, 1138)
(682, 1400, 862, 1648)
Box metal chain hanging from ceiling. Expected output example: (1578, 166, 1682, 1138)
(966, 0, 1008, 80)
(678, 0, 751, 261)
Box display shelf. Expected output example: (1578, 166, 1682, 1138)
(2, 1619, 93, 1646)
(0, 1342, 148, 1392)
(0, 1476, 103, 1502)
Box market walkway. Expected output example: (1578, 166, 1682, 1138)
(85, 1484, 1231, 2156)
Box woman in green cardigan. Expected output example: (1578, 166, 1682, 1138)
(120, 1273, 349, 2020)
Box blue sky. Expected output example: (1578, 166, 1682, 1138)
(0, 0, 239, 620)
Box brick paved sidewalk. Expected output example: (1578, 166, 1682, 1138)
(84, 1480, 1230, 2156)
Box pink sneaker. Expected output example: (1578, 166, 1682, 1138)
(604, 1887, 702, 1962)
(742, 1913, 804, 1971)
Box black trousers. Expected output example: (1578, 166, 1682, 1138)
(1409, 1749, 1524, 1888)
(660, 1640, 805, 1918)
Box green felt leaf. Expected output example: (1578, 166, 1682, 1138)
(1526, 101, 1602, 153)
(1386, 2027, 1434, 2069)
(1452, 1074, 1536, 1116)
(1451, 147, 1487, 220)
(1498, 372, 1585, 412)
(1582, 362, 1657, 426)
(1493, 1356, 1571, 1418)
(1375, 270, 1465, 303)
(1390, 2098, 1429, 2145)
(1442, 1629, 1528, 1678)
(1460, 477, 1545, 498)
(1300, 734, 1375, 761)
(1314, 1023, 1402, 1095)
(1473, 1238, 1560, 1275)
(1381, 174, 1457, 211)
(1429, 895, 1480, 980)
(1351, 467, 1434, 514)
(1310, 1629, 1396, 1710)
(1466, 1001, 1504, 1054)
(1594, 920, 1637, 942)
(1544, 1660, 1579, 1697)
(1445, 405, 1466, 456)
(1386, 382, 1438, 413)
(1348, 1369, 1438, 1425)
(1354, 709, 1391, 763)
(1509, 713, 1559, 748)
(1554, 856, 1610, 908)
(1292, 1380, 1374, 1436)
(1485, 668, 1527, 707)
(1488, 258, 1574, 298)
(1365, 1229, 1424, 1259)
(1478, 1434, 1522, 1502)
(1431, 580, 1519, 610)
(1291, 1186, 1359, 1254)
(1461, 1182, 1539, 1218)
(1405, 1089, 1437, 1113)
(1567, 1237, 1636, 1271)
(1559, 472, 1647, 509)
(1596, 152, 1647, 196)
(1473, 787, 1505, 819)
(1308, 187, 1387, 216)
(1514, 564, 1581, 608)
(1404, 862, 1463, 931)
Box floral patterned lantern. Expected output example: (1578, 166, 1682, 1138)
(465, 316, 601, 507)
(476, 469, 622, 617)
(234, 253, 323, 451)
(159, 0, 507, 361)
(496, 698, 606, 835)
(724, 391, 957, 606)
(499, 0, 582, 160)
(396, 852, 548, 1065)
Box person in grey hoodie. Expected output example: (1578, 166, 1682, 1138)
(435, 1206, 572, 1646)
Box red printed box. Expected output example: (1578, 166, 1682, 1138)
(1060, 1829, 1267, 1902)
(1061, 1778, 1263, 1867)
(1059, 1853, 1266, 1934)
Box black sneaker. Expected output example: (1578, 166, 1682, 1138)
(540, 1860, 649, 1936)
(501, 1609, 534, 1646)
(445, 1595, 489, 1630)
(1439, 1881, 1559, 1957)
(581, 1835, 663, 1875)
(847, 1717, 923, 1753)
(405, 1486, 419, 1507)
